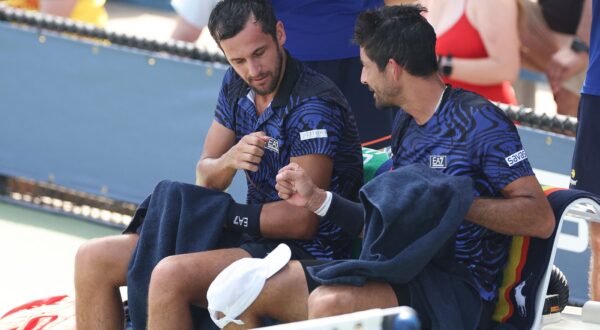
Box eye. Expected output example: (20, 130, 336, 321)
(254, 48, 265, 57)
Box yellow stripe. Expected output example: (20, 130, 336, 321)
(492, 236, 525, 322)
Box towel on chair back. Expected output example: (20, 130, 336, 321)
(126, 180, 243, 330)
(307, 164, 481, 330)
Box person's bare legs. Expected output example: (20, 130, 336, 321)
(74, 234, 139, 329)
(554, 88, 580, 118)
(307, 282, 399, 319)
(224, 261, 310, 329)
(590, 221, 600, 301)
(40, 0, 77, 17)
(147, 248, 251, 329)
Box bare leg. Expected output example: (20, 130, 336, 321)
(554, 88, 580, 118)
(590, 222, 600, 301)
(307, 282, 398, 319)
(39, 0, 77, 17)
(225, 261, 310, 329)
(74, 234, 139, 330)
(171, 17, 203, 42)
(147, 248, 251, 330)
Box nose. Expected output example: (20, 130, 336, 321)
(360, 67, 368, 85)
(248, 58, 261, 78)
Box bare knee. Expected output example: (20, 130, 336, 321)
(75, 238, 114, 281)
(308, 286, 355, 319)
(149, 256, 192, 303)
(75, 235, 136, 286)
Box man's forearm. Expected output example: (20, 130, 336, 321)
(321, 194, 364, 236)
(259, 200, 320, 239)
(466, 196, 554, 238)
(576, 0, 593, 44)
(195, 157, 237, 190)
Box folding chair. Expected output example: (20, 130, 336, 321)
(492, 187, 600, 329)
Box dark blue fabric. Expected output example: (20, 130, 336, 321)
(392, 87, 534, 301)
(125, 180, 244, 330)
(570, 94, 600, 195)
(322, 193, 364, 236)
(307, 164, 481, 330)
(272, 0, 383, 61)
(582, 0, 600, 95)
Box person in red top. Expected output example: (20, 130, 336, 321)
(418, 0, 520, 105)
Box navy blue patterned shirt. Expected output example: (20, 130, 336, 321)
(214, 53, 363, 260)
(392, 87, 534, 301)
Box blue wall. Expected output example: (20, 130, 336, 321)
(0, 22, 247, 203)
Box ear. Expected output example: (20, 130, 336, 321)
(387, 58, 402, 81)
(276, 21, 286, 47)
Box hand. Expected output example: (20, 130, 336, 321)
(546, 47, 588, 93)
(223, 132, 270, 172)
(276, 163, 326, 211)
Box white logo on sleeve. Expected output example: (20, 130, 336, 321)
(233, 216, 248, 227)
(300, 129, 328, 141)
(505, 150, 528, 167)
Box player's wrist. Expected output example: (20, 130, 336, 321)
(306, 188, 327, 213)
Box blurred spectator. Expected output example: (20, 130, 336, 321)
(569, 0, 599, 301)
(428, 0, 520, 105)
(169, 0, 393, 149)
(170, 0, 218, 42)
(519, 0, 592, 117)
(4, 0, 108, 26)
(387, 0, 519, 105)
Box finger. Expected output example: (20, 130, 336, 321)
(287, 162, 300, 172)
(278, 192, 291, 200)
(239, 145, 265, 158)
(278, 163, 297, 174)
(238, 162, 259, 172)
(241, 152, 263, 165)
(276, 169, 303, 182)
(551, 70, 564, 93)
(276, 184, 294, 197)
(275, 180, 294, 192)
(243, 134, 267, 148)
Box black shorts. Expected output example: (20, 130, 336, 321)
(239, 237, 315, 260)
(570, 93, 600, 195)
(299, 260, 495, 330)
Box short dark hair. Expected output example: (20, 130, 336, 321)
(354, 5, 438, 76)
(208, 0, 278, 45)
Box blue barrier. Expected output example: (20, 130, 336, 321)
(0, 22, 248, 203)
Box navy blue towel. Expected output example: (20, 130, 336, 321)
(308, 164, 481, 330)
(125, 180, 243, 330)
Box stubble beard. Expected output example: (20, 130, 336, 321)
(251, 48, 283, 96)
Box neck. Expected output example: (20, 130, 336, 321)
(255, 51, 287, 113)
(396, 76, 446, 125)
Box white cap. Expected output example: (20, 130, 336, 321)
(207, 243, 292, 328)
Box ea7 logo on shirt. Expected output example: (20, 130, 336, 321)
(505, 150, 528, 167)
(265, 138, 279, 153)
(429, 155, 447, 169)
(233, 216, 248, 227)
